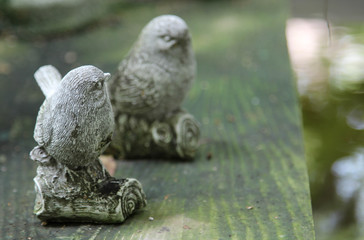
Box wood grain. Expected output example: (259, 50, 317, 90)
(0, 0, 315, 239)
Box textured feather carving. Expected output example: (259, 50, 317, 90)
(33, 65, 114, 168)
(109, 15, 196, 121)
(34, 65, 61, 98)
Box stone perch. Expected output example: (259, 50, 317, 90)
(31, 65, 146, 223)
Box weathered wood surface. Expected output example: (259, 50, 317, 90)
(0, 0, 315, 239)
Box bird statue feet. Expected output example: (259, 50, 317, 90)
(107, 109, 200, 160)
(30, 146, 147, 223)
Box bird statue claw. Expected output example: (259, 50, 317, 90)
(108, 110, 200, 159)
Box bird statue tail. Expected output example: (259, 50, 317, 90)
(34, 65, 62, 98)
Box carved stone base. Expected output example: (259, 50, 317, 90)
(108, 110, 200, 160)
(30, 146, 147, 223)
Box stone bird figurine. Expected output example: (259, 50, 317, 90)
(33, 65, 114, 168)
(30, 65, 146, 223)
(108, 15, 200, 159)
(108, 14, 196, 120)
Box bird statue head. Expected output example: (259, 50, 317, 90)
(135, 15, 193, 59)
(61, 65, 111, 107)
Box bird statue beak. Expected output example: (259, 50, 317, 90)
(167, 39, 178, 49)
(104, 73, 111, 82)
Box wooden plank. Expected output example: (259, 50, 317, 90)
(0, 0, 315, 239)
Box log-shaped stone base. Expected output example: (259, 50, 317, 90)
(30, 146, 147, 223)
(108, 110, 200, 160)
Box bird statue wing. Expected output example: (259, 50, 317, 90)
(33, 65, 62, 146)
(110, 59, 165, 115)
(34, 65, 62, 98)
(34, 95, 78, 151)
(33, 99, 53, 146)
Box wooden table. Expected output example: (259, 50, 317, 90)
(0, 0, 315, 239)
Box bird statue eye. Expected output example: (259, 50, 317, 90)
(95, 81, 103, 90)
(162, 35, 172, 42)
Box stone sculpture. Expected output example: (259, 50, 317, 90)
(30, 65, 146, 223)
(108, 15, 201, 160)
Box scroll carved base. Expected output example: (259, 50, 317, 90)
(108, 109, 201, 160)
(30, 146, 147, 223)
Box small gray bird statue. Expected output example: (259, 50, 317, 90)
(109, 14, 196, 120)
(30, 65, 146, 224)
(29, 65, 147, 223)
(107, 15, 200, 159)
(33, 65, 114, 168)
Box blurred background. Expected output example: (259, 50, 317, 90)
(1, 0, 364, 239)
(288, 0, 364, 239)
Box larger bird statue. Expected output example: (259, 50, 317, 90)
(108, 15, 201, 159)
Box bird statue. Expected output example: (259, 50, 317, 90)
(109, 14, 196, 120)
(108, 15, 200, 159)
(30, 65, 146, 223)
(33, 65, 114, 168)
